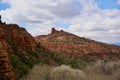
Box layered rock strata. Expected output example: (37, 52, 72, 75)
(0, 27, 15, 80)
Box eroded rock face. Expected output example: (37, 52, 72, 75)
(6, 24, 36, 52)
(1, 23, 36, 51)
(0, 23, 36, 52)
(51, 28, 57, 34)
(35, 28, 120, 60)
(51, 28, 64, 34)
(0, 22, 37, 79)
(0, 27, 15, 80)
(41, 43, 120, 59)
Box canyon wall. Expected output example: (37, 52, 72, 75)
(0, 22, 37, 79)
(5, 24, 36, 52)
(0, 25, 15, 80)
(41, 43, 120, 60)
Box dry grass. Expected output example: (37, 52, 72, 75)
(84, 60, 120, 80)
(50, 65, 85, 80)
(21, 64, 52, 80)
(21, 60, 120, 80)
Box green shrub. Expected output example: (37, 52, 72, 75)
(39, 48, 94, 69)
(8, 54, 34, 79)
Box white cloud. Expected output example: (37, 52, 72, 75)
(0, 0, 120, 43)
(0, 0, 56, 24)
(79, 0, 99, 12)
(25, 23, 52, 36)
(49, 0, 81, 18)
(69, 0, 120, 43)
(0, 0, 81, 23)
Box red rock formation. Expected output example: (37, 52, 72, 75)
(0, 23, 36, 52)
(7, 24, 36, 52)
(0, 22, 37, 79)
(35, 28, 120, 60)
(51, 28, 57, 34)
(0, 26, 15, 80)
(51, 28, 64, 34)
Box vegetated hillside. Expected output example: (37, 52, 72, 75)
(35, 28, 120, 60)
(0, 22, 41, 80)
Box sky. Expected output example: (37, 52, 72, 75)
(0, 0, 120, 43)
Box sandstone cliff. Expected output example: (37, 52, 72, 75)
(35, 28, 120, 60)
(0, 22, 39, 79)
(0, 24, 15, 80)
(5, 24, 36, 52)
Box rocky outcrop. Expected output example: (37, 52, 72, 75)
(0, 26, 15, 80)
(6, 24, 36, 52)
(51, 28, 57, 34)
(35, 28, 120, 60)
(0, 23, 36, 53)
(51, 28, 64, 34)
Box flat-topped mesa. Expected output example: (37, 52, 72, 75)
(51, 28, 64, 34)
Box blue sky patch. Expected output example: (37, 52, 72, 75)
(95, 0, 120, 9)
(0, 3, 10, 10)
(54, 21, 71, 29)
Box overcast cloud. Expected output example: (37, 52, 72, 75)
(0, 0, 120, 43)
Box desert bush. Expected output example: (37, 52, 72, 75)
(21, 64, 52, 80)
(50, 65, 85, 80)
(21, 65, 85, 80)
(84, 60, 120, 75)
(21, 60, 120, 80)
(83, 60, 120, 80)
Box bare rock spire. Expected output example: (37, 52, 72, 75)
(51, 28, 57, 34)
